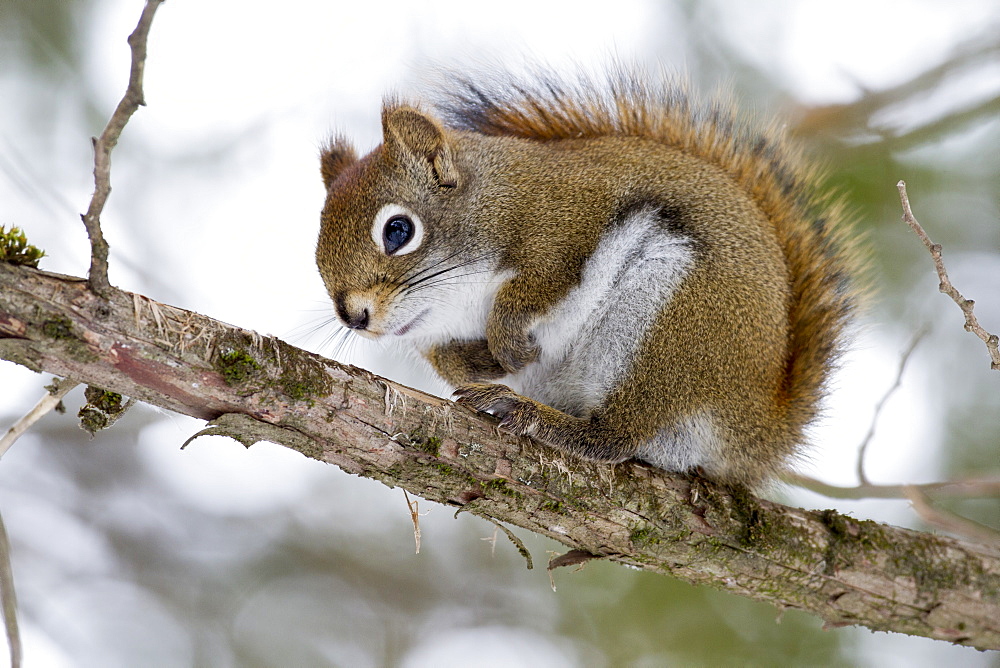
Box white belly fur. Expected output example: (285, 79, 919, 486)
(503, 208, 718, 471)
(507, 208, 703, 467)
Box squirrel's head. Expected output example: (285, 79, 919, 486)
(316, 104, 494, 341)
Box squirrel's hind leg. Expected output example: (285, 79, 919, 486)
(454, 382, 639, 463)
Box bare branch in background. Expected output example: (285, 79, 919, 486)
(79, 0, 164, 296)
(0, 512, 19, 668)
(787, 473, 1000, 501)
(794, 34, 1000, 148)
(897, 180, 1000, 370)
(905, 485, 1000, 545)
(0, 378, 77, 668)
(855, 328, 926, 486)
(0, 378, 79, 459)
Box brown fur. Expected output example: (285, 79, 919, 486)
(316, 67, 863, 489)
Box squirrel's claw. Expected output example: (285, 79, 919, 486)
(454, 382, 540, 436)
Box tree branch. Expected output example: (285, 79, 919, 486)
(793, 35, 1000, 148)
(0, 511, 18, 668)
(1, 263, 999, 649)
(80, 0, 164, 296)
(904, 486, 1000, 546)
(856, 328, 926, 486)
(786, 472, 1000, 500)
(0, 378, 77, 459)
(898, 180, 1000, 370)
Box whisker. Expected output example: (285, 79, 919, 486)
(402, 242, 497, 281)
(406, 270, 500, 294)
(405, 252, 498, 290)
(386, 251, 425, 285)
(391, 244, 470, 285)
(328, 327, 357, 360)
(286, 312, 341, 345)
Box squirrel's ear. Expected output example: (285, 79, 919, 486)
(320, 138, 358, 190)
(382, 106, 459, 188)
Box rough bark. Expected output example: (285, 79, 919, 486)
(1, 262, 998, 649)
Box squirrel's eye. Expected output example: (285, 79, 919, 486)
(383, 215, 414, 254)
(371, 204, 423, 256)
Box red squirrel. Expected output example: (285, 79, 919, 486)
(315, 68, 861, 488)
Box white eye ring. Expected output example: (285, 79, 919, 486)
(371, 204, 424, 256)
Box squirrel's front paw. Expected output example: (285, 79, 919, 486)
(454, 383, 540, 436)
(426, 339, 506, 385)
(489, 332, 540, 374)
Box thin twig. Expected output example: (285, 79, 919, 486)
(0, 512, 18, 668)
(402, 489, 421, 554)
(897, 180, 1000, 370)
(0, 379, 79, 459)
(856, 327, 927, 486)
(904, 485, 1000, 545)
(482, 527, 499, 556)
(787, 472, 1000, 500)
(80, 0, 164, 296)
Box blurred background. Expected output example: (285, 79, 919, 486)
(1, 0, 999, 665)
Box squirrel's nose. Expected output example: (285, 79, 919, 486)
(335, 294, 370, 330)
(350, 308, 370, 330)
